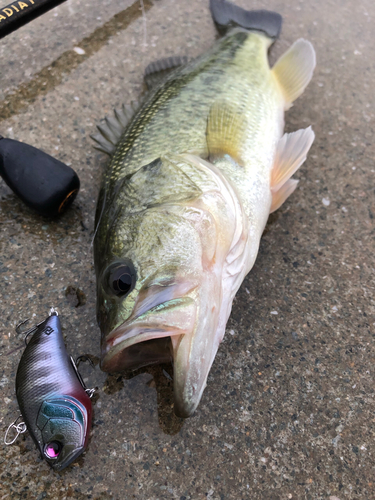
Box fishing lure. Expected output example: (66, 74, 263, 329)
(5, 310, 94, 471)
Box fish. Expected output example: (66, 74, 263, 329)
(14, 312, 92, 470)
(92, 0, 316, 418)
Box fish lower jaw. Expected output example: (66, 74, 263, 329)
(173, 381, 206, 418)
(100, 329, 211, 419)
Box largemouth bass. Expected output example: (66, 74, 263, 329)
(92, 0, 316, 417)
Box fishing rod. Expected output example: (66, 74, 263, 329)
(0, 0, 68, 39)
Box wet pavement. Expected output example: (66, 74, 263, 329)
(0, 0, 374, 498)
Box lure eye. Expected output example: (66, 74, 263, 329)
(107, 261, 136, 297)
(44, 441, 63, 459)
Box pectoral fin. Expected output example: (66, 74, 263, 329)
(270, 127, 315, 213)
(206, 101, 247, 164)
(272, 39, 316, 108)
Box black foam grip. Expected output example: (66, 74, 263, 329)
(0, 137, 80, 217)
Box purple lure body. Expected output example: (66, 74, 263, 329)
(15, 313, 92, 471)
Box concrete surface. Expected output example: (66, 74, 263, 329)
(0, 0, 374, 498)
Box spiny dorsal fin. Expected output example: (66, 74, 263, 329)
(90, 101, 140, 155)
(144, 56, 188, 90)
(206, 101, 247, 164)
(270, 126, 315, 212)
(272, 39, 316, 109)
(90, 133, 115, 155)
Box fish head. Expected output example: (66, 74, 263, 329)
(95, 154, 249, 417)
(35, 394, 91, 471)
(96, 204, 204, 375)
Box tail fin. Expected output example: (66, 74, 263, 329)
(210, 0, 282, 39)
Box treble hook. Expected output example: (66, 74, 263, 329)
(15, 309, 58, 345)
(15, 319, 38, 345)
(4, 415, 27, 445)
(70, 356, 96, 399)
(15, 318, 30, 335)
(76, 355, 95, 369)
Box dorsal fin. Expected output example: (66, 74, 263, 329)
(144, 56, 188, 90)
(272, 39, 316, 109)
(90, 101, 140, 155)
(206, 101, 247, 164)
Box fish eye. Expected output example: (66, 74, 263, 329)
(107, 261, 136, 297)
(44, 441, 63, 459)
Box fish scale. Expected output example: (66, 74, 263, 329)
(97, 32, 250, 214)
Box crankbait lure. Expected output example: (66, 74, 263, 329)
(5, 310, 94, 471)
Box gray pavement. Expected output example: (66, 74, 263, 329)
(0, 0, 374, 498)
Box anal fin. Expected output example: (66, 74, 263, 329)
(270, 126, 315, 212)
(272, 39, 316, 108)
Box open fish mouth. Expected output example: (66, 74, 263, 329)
(100, 291, 217, 418)
(101, 296, 197, 373)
